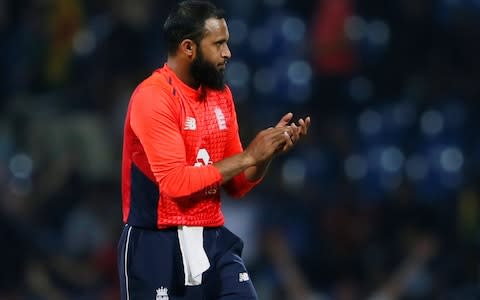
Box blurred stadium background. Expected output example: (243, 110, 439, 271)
(1, 0, 480, 299)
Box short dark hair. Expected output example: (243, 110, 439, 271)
(163, 1, 225, 55)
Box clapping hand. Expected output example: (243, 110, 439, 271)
(275, 112, 311, 152)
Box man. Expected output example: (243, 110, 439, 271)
(118, 1, 311, 299)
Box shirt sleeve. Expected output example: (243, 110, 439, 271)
(222, 87, 262, 198)
(130, 85, 222, 198)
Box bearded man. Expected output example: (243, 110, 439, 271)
(117, 1, 310, 299)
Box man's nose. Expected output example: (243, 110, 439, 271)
(222, 44, 231, 59)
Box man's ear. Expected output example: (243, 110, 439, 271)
(180, 39, 196, 58)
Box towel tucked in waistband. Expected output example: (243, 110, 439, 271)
(177, 226, 210, 286)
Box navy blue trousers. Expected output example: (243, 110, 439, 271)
(117, 225, 258, 300)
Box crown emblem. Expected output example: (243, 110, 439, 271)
(156, 287, 169, 300)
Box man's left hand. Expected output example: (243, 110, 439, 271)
(274, 112, 311, 152)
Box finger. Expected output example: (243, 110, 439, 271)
(297, 117, 310, 136)
(275, 112, 293, 128)
(282, 131, 293, 151)
(298, 118, 305, 127)
(287, 124, 297, 143)
(290, 123, 300, 142)
(286, 126, 298, 143)
(297, 118, 305, 135)
(303, 116, 311, 135)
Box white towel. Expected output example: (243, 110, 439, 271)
(177, 226, 210, 286)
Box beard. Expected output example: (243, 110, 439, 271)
(190, 48, 226, 91)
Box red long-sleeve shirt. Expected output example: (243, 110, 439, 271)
(121, 64, 259, 229)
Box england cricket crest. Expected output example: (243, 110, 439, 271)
(156, 286, 168, 300)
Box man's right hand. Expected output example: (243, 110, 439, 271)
(243, 127, 294, 165)
(213, 127, 292, 184)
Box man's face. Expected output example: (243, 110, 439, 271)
(190, 18, 231, 90)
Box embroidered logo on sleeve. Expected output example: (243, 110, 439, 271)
(184, 117, 197, 130)
(239, 272, 250, 282)
(214, 107, 227, 130)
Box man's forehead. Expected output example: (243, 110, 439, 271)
(203, 18, 228, 35)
